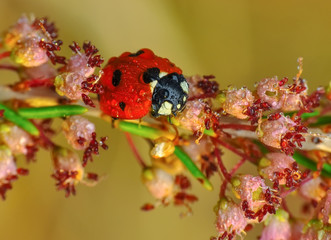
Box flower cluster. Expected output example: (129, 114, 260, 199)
(0, 15, 330, 240)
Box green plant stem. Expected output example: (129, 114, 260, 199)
(0, 103, 39, 136)
(17, 105, 88, 119)
(284, 110, 320, 120)
(309, 115, 331, 127)
(293, 152, 331, 178)
(117, 121, 173, 139)
(174, 146, 213, 191)
(117, 120, 213, 190)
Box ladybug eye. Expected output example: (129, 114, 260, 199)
(143, 68, 160, 84)
(155, 89, 169, 102)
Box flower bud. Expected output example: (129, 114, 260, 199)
(299, 177, 326, 202)
(232, 175, 267, 211)
(54, 72, 86, 100)
(176, 99, 207, 133)
(0, 146, 17, 199)
(280, 88, 307, 112)
(259, 153, 295, 184)
(151, 137, 175, 158)
(215, 198, 247, 238)
(142, 167, 174, 200)
(3, 15, 34, 50)
(51, 146, 84, 197)
(258, 114, 296, 149)
(66, 54, 95, 77)
(62, 116, 95, 150)
(256, 77, 282, 110)
(11, 36, 48, 67)
(223, 87, 254, 119)
(260, 209, 291, 240)
(1, 124, 33, 155)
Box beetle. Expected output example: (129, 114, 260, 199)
(99, 48, 188, 119)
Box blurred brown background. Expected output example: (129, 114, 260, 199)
(0, 1, 330, 240)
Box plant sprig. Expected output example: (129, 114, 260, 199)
(17, 105, 88, 119)
(117, 120, 213, 190)
(0, 103, 39, 136)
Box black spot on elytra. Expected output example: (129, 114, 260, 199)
(129, 50, 144, 57)
(112, 70, 122, 87)
(143, 67, 160, 84)
(119, 102, 126, 111)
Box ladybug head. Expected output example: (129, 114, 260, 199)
(151, 73, 188, 117)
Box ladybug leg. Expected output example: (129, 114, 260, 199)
(111, 117, 118, 128)
(170, 122, 180, 144)
(168, 116, 172, 124)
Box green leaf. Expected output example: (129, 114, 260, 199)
(0, 103, 39, 136)
(174, 146, 213, 191)
(17, 105, 88, 119)
(309, 115, 331, 127)
(117, 121, 171, 140)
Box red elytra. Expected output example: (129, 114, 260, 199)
(99, 48, 182, 119)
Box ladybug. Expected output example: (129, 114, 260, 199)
(99, 48, 189, 119)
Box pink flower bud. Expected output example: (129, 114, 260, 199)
(12, 36, 48, 67)
(66, 54, 95, 77)
(1, 124, 33, 155)
(256, 77, 283, 110)
(258, 114, 296, 149)
(54, 72, 87, 100)
(176, 100, 207, 133)
(260, 209, 291, 240)
(215, 198, 247, 238)
(0, 146, 17, 199)
(232, 175, 268, 211)
(259, 152, 295, 184)
(299, 177, 326, 201)
(223, 87, 254, 119)
(51, 146, 84, 197)
(62, 116, 95, 150)
(3, 15, 34, 50)
(280, 80, 308, 112)
(142, 167, 174, 200)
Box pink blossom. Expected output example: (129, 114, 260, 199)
(223, 87, 254, 119)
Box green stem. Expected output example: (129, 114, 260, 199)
(285, 110, 320, 120)
(117, 121, 172, 140)
(174, 146, 213, 191)
(309, 115, 331, 127)
(293, 152, 331, 178)
(17, 105, 88, 119)
(117, 120, 213, 190)
(0, 103, 39, 136)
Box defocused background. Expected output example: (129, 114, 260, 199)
(0, 1, 330, 240)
